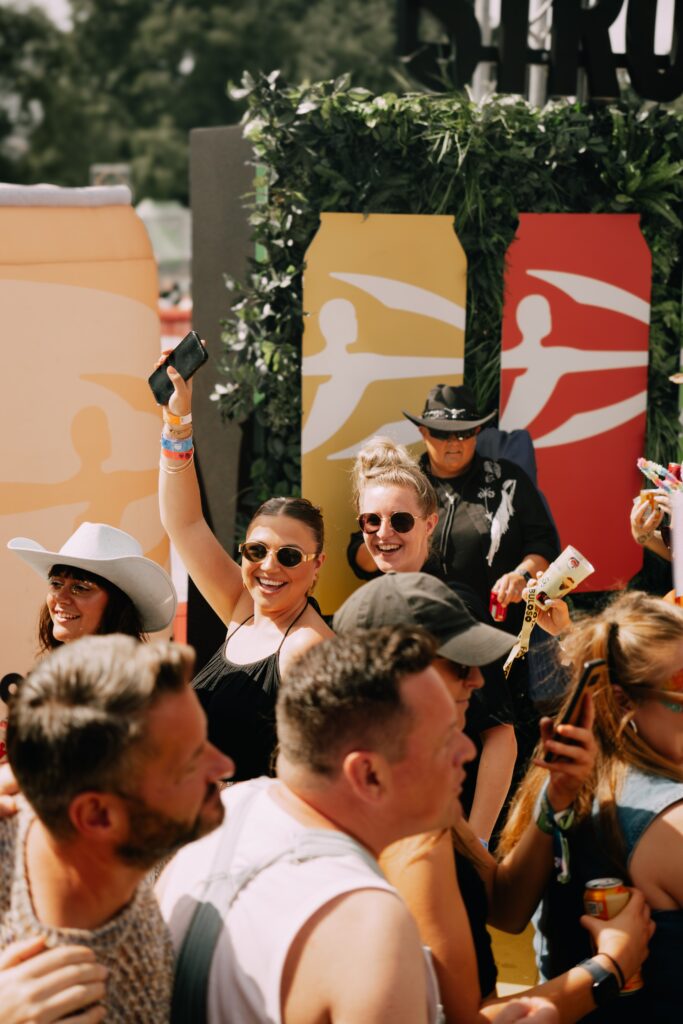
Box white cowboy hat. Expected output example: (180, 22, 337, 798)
(8, 522, 177, 633)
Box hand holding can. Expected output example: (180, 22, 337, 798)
(581, 879, 649, 993)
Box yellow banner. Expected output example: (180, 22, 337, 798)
(302, 213, 467, 613)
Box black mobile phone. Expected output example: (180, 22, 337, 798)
(544, 658, 605, 763)
(148, 331, 208, 406)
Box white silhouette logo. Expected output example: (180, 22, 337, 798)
(303, 272, 465, 456)
(500, 270, 650, 448)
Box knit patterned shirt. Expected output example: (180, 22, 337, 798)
(0, 798, 174, 1022)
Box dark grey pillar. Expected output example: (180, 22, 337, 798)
(188, 125, 253, 666)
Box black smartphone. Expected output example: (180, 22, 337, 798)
(148, 331, 208, 406)
(544, 658, 605, 763)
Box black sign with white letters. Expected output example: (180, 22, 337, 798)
(396, 0, 683, 102)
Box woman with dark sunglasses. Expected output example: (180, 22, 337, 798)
(155, 355, 333, 780)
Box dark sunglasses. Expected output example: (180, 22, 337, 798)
(358, 512, 416, 534)
(449, 661, 471, 680)
(239, 542, 317, 568)
(426, 426, 479, 442)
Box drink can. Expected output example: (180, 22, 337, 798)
(583, 878, 643, 993)
(489, 590, 507, 622)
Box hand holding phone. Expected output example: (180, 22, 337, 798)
(148, 331, 208, 406)
(543, 658, 605, 763)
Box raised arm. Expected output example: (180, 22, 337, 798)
(157, 357, 244, 624)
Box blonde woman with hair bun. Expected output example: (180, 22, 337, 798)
(344, 435, 523, 1006)
(348, 434, 517, 846)
(350, 436, 439, 576)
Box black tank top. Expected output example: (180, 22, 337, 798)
(192, 602, 308, 781)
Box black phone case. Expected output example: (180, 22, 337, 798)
(544, 658, 605, 762)
(148, 331, 208, 405)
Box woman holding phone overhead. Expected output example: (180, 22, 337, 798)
(154, 348, 333, 780)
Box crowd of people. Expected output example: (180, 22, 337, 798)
(0, 357, 681, 1024)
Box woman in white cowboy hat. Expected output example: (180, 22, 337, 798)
(8, 522, 177, 653)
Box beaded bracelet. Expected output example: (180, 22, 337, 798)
(160, 453, 195, 475)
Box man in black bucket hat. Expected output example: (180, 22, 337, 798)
(401, 383, 558, 636)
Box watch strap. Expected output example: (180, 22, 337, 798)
(577, 957, 621, 1006)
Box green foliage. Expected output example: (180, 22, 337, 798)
(216, 74, 683, 532)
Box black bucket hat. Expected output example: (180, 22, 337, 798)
(403, 384, 496, 432)
(333, 572, 515, 666)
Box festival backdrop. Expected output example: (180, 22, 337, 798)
(0, 185, 167, 676)
(499, 214, 651, 591)
(302, 213, 466, 611)
(213, 78, 682, 612)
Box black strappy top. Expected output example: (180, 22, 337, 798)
(192, 603, 308, 781)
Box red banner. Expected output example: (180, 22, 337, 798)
(500, 214, 651, 591)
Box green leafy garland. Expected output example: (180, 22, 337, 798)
(215, 72, 683, 548)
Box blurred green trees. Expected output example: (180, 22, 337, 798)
(1, 0, 397, 200)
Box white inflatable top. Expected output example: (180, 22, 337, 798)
(0, 184, 132, 206)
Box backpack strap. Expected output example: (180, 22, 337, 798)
(170, 781, 265, 1024)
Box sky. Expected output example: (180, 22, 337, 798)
(20, 0, 72, 30)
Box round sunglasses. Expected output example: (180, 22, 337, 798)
(239, 542, 317, 568)
(426, 426, 479, 442)
(358, 512, 416, 534)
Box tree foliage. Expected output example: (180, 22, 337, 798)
(2, 0, 397, 199)
(214, 74, 683, 543)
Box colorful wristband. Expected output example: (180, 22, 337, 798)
(161, 433, 194, 453)
(161, 448, 194, 461)
(164, 411, 192, 427)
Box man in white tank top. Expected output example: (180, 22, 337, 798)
(159, 627, 559, 1024)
